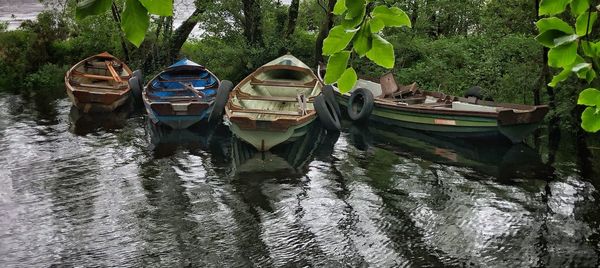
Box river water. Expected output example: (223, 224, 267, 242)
(0, 93, 599, 267)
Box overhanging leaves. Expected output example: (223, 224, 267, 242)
(571, 0, 590, 15)
(333, 0, 347, 15)
(581, 106, 600, 132)
(345, 0, 366, 19)
(366, 34, 394, 69)
(139, 0, 173, 16)
(122, 0, 150, 47)
(536, 17, 574, 33)
(324, 51, 351, 84)
(76, 0, 113, 20)
(337, 67, 358, 93)
(322, 26, 358, 56)
(371, 6, 411, 28)
(539, 0, 571, 16)
(548, 41, 578, 67)
(578, 88, 600, 106)
(536, 30, 570, 47)
(576, 11, 598, 36)
(353, 23, 372, 57)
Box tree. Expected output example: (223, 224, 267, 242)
(535, 0, 600, 132)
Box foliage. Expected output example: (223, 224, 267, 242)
(75, 0, 173, 46)
(535, 0, 600, 132)
(322, 0, 411, 92)
(0, 31, 38, 92)
(0, 21, 7, 32)
(23, 64, 69, 96)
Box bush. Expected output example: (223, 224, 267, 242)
(0, 30, 38, 92)
(23, 63, 69, 99)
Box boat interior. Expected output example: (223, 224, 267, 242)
(147, 69, 218, 103)
(69, 57, 130, 93)
(357, 73, 533, 113)
(229, 66, 321, 121)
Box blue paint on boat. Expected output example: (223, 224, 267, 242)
(143, 59, 220, 129)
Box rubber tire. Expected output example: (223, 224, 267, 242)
(464, 86, 484, 100)
(347, 88, 374, 122)
(209, 80, 234, 123)
(129, 76, 143, 103)
(314, 94, 341, 131)
(322, 85, 341, 118)
(132, 69, 143, 82)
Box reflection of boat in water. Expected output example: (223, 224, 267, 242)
(348, 123, 554, 180)
(68, 101, 132, 135)
(231, 123, 330, 177)
(146, 120, 231, 158)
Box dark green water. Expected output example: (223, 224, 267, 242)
(1, 94, 599, 267)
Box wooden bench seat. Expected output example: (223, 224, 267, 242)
(249, 77, 316, 88)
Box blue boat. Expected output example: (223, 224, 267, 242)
(142, 59, 221, 129)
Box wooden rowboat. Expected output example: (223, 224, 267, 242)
(225, 54, 323, 151)
(65, 52, 133, 113)
(321, 72, 548, 143)
(143, 59, 220, 129)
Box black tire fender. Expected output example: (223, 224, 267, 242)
(464, 86, 484, 100)
(322, 85, 341, 118)
(347, 88, 374, 122)
(314, 94, 341, 131)
(128, 76, 143, 102)
(209, 80, 234, 123)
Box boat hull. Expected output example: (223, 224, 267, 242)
(336, 94, 542, 143)
(144, 100, 212, 129)
(228, 118, 315, 151)
(66, 88, 130, 113)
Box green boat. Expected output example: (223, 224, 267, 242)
(320, 71, 549, 143)
(225, 54, 322, 151)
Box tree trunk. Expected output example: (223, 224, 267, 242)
(169, 7, 204, 61)
(285, 0, 300, 38)
(315, 0, 336, 65)
(242, 0, 264, 45)
(110, 3, 130, 61)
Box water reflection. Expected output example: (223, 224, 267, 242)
(347, 122, 555, 181)
(68, 102, 133, 135)
(1, 94, 599, 267)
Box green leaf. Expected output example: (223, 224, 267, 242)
(371, 6, 412, 28)
(322, 26, 358, 56)
(586, 69, 597, 83)
(576, 11, 598, 36)
(554, 33, 579, 46)
(536, 30, 568, 47)
(342, 6, 365, 28)
(324, 51, 351, 84)
(539, 0, 571, 16)
(548, 41, 578, 67)
(578, 88, 600, 106)
(337, 67, 358, 93)
(122, 0, 150, 47)
(549, 67, 572, 87)
(370, 17, 385, 33)
(345, 0, 366, 19)
(536, 17, 574, 33)
(76, 0, 112, 20)
(581, 40, 596, 56)
(366, 34, 395, 69)
(353, 23, 372, 57)
(571, 0, 590, 15)
(333, 0, 347, 15)
(581, 106, 600, 132)
(139, 0, 172, 16)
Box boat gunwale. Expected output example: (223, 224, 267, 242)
(65, 52, 133, 97)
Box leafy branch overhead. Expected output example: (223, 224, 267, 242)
(76, 0, 173, 47)
(322, 0, 411, 93)
(535, 0, 600, 132)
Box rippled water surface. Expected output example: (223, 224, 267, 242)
(1, 94, 599, 267)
